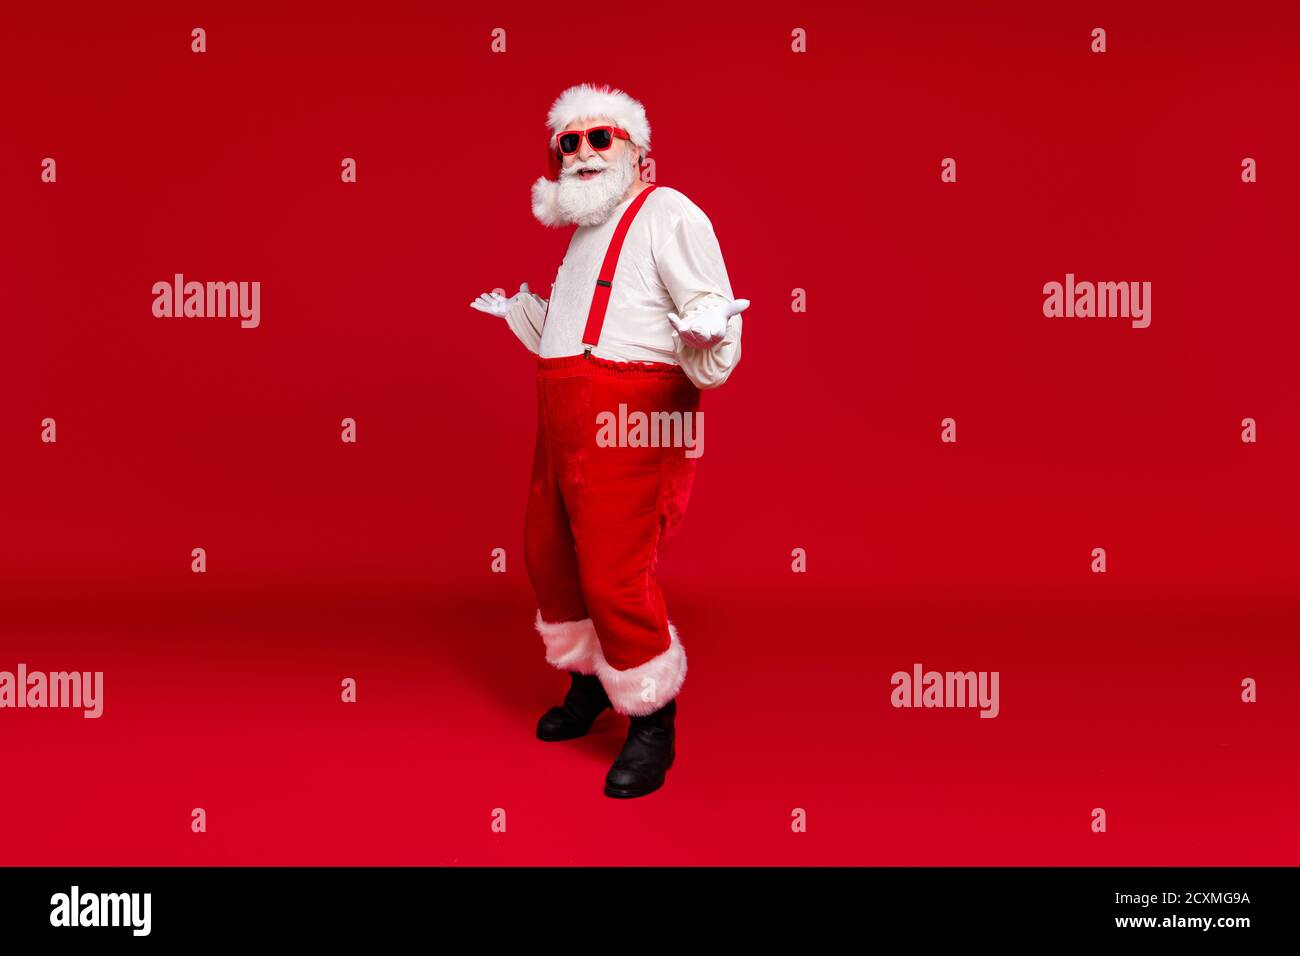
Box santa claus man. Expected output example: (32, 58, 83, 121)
(471, 82, 748, 798)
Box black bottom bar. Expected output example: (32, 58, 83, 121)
(2, 867, 1292, 943)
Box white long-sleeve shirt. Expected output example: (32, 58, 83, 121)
(505, 185, 743, 389)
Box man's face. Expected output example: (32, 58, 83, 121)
(553, 115, 642, 226)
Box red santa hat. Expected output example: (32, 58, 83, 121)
(531, 82, 652, 228)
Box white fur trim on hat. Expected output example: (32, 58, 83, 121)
(593, 622, 687, 717)
(547, 82, 651, 151)
(534, 611, 600, 675)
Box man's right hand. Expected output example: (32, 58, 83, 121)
(470, 282, 532, 318)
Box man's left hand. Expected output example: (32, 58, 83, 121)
(667, 297, 750, 349)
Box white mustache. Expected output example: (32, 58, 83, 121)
(563, 159, 608, 178)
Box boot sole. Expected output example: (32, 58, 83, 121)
(536, 726, 593, 742)
(536, 710, 611, 741)
(604, 780, 664, 798)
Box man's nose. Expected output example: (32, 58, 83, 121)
(577, 136, 597, 160)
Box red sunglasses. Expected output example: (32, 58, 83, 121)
(556, 125, 631, 155)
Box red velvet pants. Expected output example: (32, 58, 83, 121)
(524, 353, 700, 716)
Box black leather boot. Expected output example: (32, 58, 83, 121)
(536, 672, 612, 741)
(604, 698, 676, 798)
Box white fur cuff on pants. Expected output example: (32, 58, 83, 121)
(534, 612, 600, 675)
(595, 622, 687, 717)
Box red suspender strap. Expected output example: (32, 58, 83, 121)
(581, 184, 660, 352)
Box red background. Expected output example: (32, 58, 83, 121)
(2, 1, 1297, 864)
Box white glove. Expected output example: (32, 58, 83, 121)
(667, 297, 749, 349)
(470, 282, 533, 319)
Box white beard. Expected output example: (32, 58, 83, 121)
(554, 154, 637, 227)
